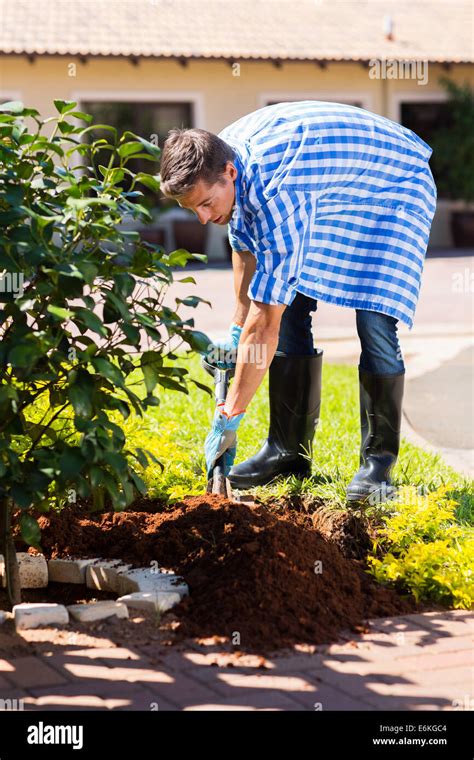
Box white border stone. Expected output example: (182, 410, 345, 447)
(117, 568, 189, 598)
(67, 601, 128, 622)
(13, 603, 69, 630)
(0, 553, 48, 589)
(117, 591, 182, 613)
(85, 560, 132, 593)
(48, 558, 100, 584)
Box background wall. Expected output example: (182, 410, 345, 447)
(2, 55, 473, 253)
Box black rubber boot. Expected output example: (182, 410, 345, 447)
(228, 349, 323, 489)
(346, 369, 405, 506)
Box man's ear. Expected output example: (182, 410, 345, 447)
(226, 161, 238, 181)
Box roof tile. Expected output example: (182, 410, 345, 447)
(0, 0, 472, 63)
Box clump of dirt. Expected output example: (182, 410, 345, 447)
(27, 495, 419, 653)
(310, 506, 373, 559)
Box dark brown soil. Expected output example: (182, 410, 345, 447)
(17, 495, 423, 654)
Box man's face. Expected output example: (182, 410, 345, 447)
(177, 161, 237, 225)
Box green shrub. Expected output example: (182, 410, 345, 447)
(368, 485, 473, 609)
(0, 100, 211, 567)
(430, 77, 474, 203)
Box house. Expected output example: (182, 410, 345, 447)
(1, 0, 473, 257)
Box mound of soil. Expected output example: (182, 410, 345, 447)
(31, 496, 418, 653)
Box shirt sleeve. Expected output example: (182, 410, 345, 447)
(227, 227, 252, 253)
(248, 260, 298, 306)
(247, 187, 310, 306)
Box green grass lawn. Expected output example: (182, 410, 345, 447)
(122, 352, 473, 522)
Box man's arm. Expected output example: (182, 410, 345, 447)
(231, 250, 256, 326)
(223, 300, 286, 416)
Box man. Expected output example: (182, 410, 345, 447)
(159, 100, 437, 504)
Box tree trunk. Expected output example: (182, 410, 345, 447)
(0, 497, 21, 607)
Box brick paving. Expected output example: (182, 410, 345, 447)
(0, 610, 471, 711)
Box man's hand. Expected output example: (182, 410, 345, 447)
(207, 321, 243, 368)
(204, 403, 246, 478)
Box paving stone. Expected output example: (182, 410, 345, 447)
(392, 649, 472, 672)
(183, 692, 307, 711)
(140, 673, 229, 708)
(85, 560, 131, 592)
(0, 691, 30, 710)
(117, 590, 182, 614)
(24, 694, 120, 711)
(398, 665, 471, 688)
(132, 648, 195, 672)
(326, 661, 470, 694)
(0, 553, 48, 589)
(57, 647, 142, 661)
(67, 601, 129, 623)
(27, 679, 142, 695)
(366, 614, 439, 634)
(188, 667, 320, 702)
(361, 682, 471, 710)
(266, 653, 326, 672)
(403, 612, 473, 637)
(13, 603, 69, 631)
(0, 659, 15, 675)
(34, 650, 148, 680)
(183, 683, 367, 711)
(25, 680, 178, 711)
(271, 683, 374, 712)
(302, 649, 471, 679)
(5, 655, 68, 688)
(48, 558, 99, 584)
(0, 674, 13, 689)
(167, 649, 271, 670)
(63, 662, 174, 684)
(115, 691, 178, 711)
(116, 567, 188, 597)
(326, 633, 449, 658)
(303, 665, 472, 705)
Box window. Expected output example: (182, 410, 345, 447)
(81, 101, 193, 210)
(401, 101, 453, 197)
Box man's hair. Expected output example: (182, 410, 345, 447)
(159, 128, 235, 198)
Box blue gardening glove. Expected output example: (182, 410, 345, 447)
(205, 403, 245, 478)
(207, 322, 243, 368)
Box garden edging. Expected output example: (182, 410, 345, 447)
(0, 553, 189, 631)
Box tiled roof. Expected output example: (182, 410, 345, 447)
(0, 0, 472, 63)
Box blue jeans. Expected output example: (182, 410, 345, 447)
(277, 293, 405, 375)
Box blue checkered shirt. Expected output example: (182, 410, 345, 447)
(218, 101, 437, 329)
